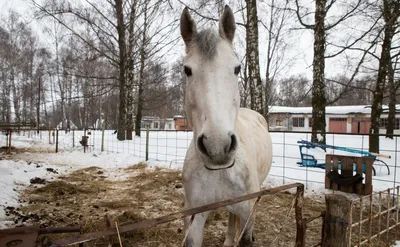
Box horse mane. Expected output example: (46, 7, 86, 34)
(194, 29, 220, 60)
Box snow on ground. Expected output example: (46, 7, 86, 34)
(1, 130, 400, 229)
(394, 241, 400, 247)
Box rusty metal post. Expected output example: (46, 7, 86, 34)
(295, 184, 306, 247)
(322, 194, 352, 247)
(55, 129, 59, 153)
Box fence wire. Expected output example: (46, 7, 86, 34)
(349, 186, 400, 246)
(4, 129, 400, 192)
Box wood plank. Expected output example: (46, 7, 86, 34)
(325, 155, 332, 189)
(332, 156, 339, 191)
(355, 157, 364, 195)
(51, 183, 304, 247)
(364, 157, 373, 195)
(341, 157, 354, 193)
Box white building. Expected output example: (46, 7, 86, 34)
(269, 105, 400, 134)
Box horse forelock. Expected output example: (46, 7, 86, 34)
(192, 29, 220, 60)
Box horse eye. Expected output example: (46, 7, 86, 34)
(234, 65, 241, 75)
(184, 66, 192, 77)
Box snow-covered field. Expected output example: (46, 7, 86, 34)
(10, 129, 398, 190)
(1, 130, 400, 232)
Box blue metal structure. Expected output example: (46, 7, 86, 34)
(296, 140, 391, 176)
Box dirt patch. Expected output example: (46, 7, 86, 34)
(15, 166, 326, 246)
(30, 177, 46, 184)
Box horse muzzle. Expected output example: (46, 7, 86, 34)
(196, 131, 238, 168)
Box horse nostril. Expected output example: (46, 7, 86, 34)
(225, 133, 237, 154)
(197, 134, 210, 158)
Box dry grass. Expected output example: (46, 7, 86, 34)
(16, 166, 327, 247)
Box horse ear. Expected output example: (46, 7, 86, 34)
(180, 7, 197, 46)
(219, 5, 236, 43)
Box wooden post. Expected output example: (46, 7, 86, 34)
(145, 127, 149, 161)
(295, 184, 306, 247)
(322, 194, 352, 247)
(101, 124, 105, 152)
(7, 130, 12, 154)
(72, 130, 75, 148)
(48, 129, 51, 144)
(55, 129, 59, 153)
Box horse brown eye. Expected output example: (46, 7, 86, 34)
(184, 66, 192, 76)
(234, 65, 241, 75)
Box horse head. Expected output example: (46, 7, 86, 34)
(180, 6, 241, 170)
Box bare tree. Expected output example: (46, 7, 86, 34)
(294, 0, 365, 144)
(246, 0, 264, 117)
(370, 0, 400, 151)
(260, 0, 293, 110)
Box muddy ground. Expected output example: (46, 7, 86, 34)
(4, 160, 329, 247)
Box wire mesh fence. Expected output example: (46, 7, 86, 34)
(349, 186, 400, 246)
(2, 129, 400, 192)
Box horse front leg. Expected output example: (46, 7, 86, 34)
(184, 211, 210, 247)
(223, 212, 236, 247)
(238, 213, 255, 247)
(237, 203, 256, 247)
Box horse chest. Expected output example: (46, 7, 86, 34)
(183, 165, 250, 206)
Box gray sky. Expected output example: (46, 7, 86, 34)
(0, 0, 381, 82)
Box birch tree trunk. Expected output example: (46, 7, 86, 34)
(11, 67, 21, 122)
(369, 0, 399, 152)
(135, 0, 148, 137)
(246, 0, 265, 118)
(115, 0, 127, 141)
(311, 0, 327, 144)
(126, 0, 137, 140)
(55, 38, 66, 129)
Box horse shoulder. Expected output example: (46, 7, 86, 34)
(236, 108, 272, 184)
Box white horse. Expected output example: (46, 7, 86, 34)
(180, 5, 273, 247)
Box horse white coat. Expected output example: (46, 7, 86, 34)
(180, 5, 273, 247)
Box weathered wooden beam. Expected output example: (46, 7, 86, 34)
(322, 194, 352, 247)
(295, 184, 306, 247)
(50, 183, 303, 247)
(0, 123, 36, 130)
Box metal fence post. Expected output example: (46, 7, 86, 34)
(72, 130, 75, 148)
(146, 127, 149, 161)
(322, 194, 352, 247)
(55, 129, 59, 153)
(53, 129, 55, 144)
(101, 124, 105, 152)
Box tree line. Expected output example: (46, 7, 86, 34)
(0, 0, 399, 152)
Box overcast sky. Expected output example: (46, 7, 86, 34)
(0, 0, 382, 82)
